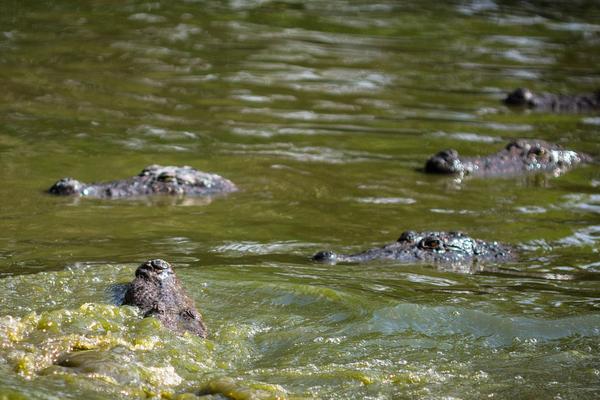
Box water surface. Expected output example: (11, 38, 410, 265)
(1, 1, 599, 399)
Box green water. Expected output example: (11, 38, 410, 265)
(1, 0, 600, 398)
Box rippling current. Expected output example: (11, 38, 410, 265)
(1, 1, 599, 399)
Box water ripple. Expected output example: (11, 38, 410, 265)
(358, 303, 600, 346)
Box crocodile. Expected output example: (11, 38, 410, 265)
(49, 165, 237, 198)
(503, 88, 600, 112)
(425, 139, 590, 177)
(123, 259, 207, 338)
(312, 231, 514, 265)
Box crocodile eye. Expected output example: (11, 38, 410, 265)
(158, 172, 176, 182)
(180, 309, 196, 320)
(419, 237, 443, 250)
(528, 146, 548, 158)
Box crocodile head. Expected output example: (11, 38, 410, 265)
(48, 177, 85, 196)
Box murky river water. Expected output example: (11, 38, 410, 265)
(1, 1, 600, 399)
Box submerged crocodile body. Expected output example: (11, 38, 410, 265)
(123, 259, 207, 338)
(425, 139, 590, 178)
(313, 231, 514, 265)
(49, 165, 237, 198)
(503, 88, 600, 112)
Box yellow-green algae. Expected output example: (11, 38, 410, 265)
(0, 264, 291, 400)
(0, 302, 289, 399)
(2, 258, 599, 398)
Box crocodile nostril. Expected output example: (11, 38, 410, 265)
(150, 259, 170, 270)
(134, 259, 172, 278)
(425, 149, 463, 174)
(398, 231, 418, 243)
(504, 88, 533, 106)
(312, 251, 337, 263)
(48, 178, 84, 195)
